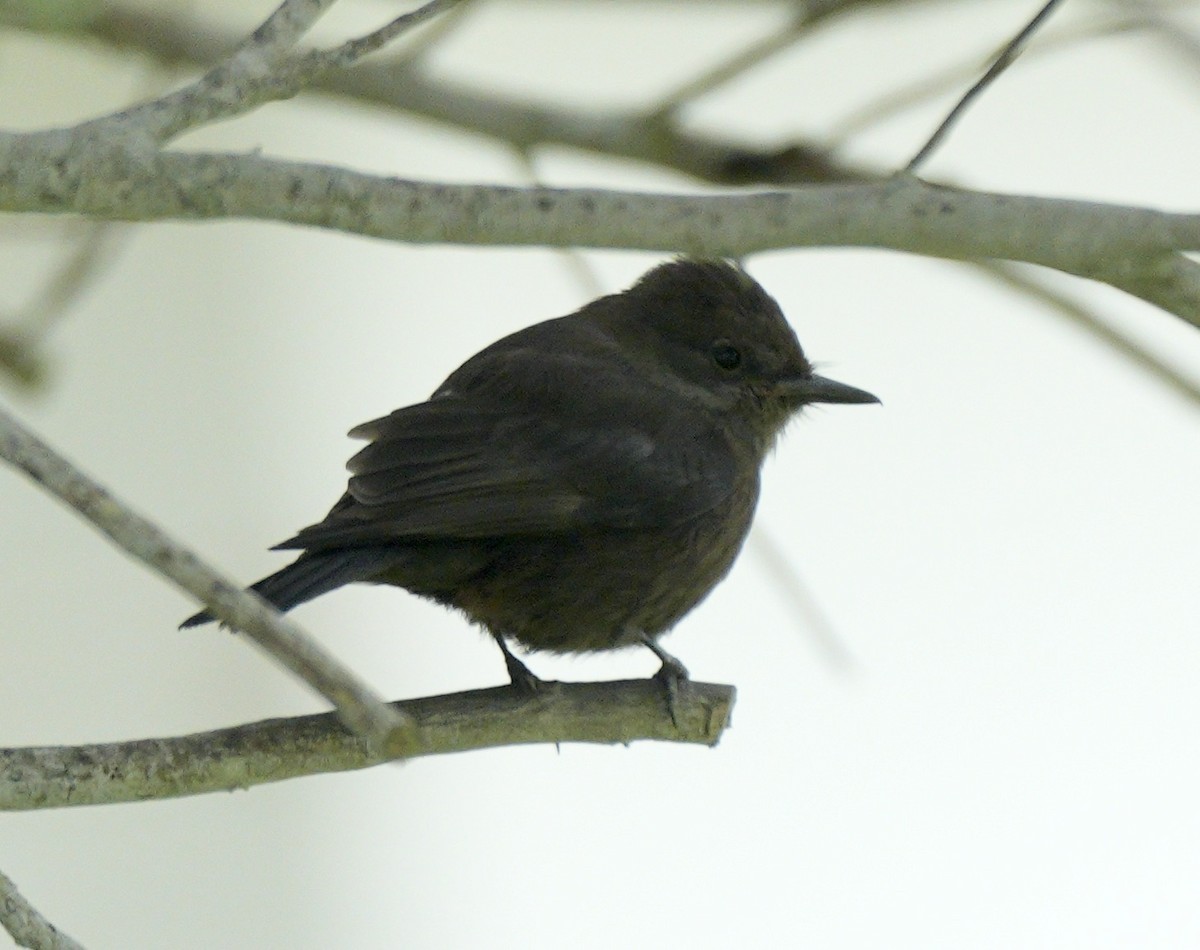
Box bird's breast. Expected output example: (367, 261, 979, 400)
(449, 475, 760, 654)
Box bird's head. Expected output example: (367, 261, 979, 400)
(599, 258, 878, 444)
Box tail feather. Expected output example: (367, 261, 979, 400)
(179, 548, 397, 628)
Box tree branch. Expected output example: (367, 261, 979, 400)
(19, 2, 870, 186)
(0, 680, 736, 810)
(19, 0, 1192, 400)
(89, 0, 459, 144)
(2, 141, 1195, 327)
(0, 869, 84, 950)
(0, 222, 127, 389)
(0, 403, 414, 752)
(905, 0, 1066, 172)
(969, 261, 1200, 404)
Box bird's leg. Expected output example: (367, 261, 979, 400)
(492, 630, 544, 693)
(639, 632, 690, 728)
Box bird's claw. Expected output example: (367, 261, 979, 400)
(494, 632, 545, 693)
(504, 651, 545, 694)
(652, 654, 690, 729)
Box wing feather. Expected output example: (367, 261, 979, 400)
(276, 345, 738, 551)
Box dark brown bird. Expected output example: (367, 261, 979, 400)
(183, 259, 877, 695)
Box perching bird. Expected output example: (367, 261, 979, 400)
(183, 258, 877, 696)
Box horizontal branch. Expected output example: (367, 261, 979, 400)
(0, 679, 736, 810)
(1, 136, 1197, 325)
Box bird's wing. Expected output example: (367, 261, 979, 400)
(274, 361, 738, 551)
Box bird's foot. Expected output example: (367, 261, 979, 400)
(641, 634, 690, 728)
(493, 632, 545, 694)
(503, 651, 546, 694)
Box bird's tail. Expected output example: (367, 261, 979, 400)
(179, 549, 394, 628)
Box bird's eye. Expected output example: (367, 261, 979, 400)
(711, 341, 742, 370)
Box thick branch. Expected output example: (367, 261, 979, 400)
(0, 680, 736, 810)
(1, 142, 1196, 326)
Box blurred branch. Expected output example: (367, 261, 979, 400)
(323, 61, 865, 184)
(16, 224, 121, 331)
(828, 7, 1155, 146)
(0, 680, 736, 810)
(512, 147, 608, 296)
(749, 526, 858, 670)
(0, 223, 127, 389)
(0, 327, 44, 388)
(0, 869, 84, 950)
(388, 0, 481, 67)
(0, 403, 414, 751)
(970, 261, 1200, 403)
(648, 3, 835, 118)
(11, 1, 870, 185)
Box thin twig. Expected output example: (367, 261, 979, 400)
(325, 0, 458, 67)
(1125, 0, 1200, 78)
(905, 0, 1066, 173)
(18, 224, 126, 334)
(829, 10, 1152, 147)
(0, 869, 85, 950)
(0, 326, 44, 388)
(749, 527, 858, 671)
(0, 680, 736, 810)
(100, 0, 458, 142)
(387, 0, 479, 68)
(0, 404, 414, 750)
(511, 147, 607, 298)
(0, 223, 125, 388)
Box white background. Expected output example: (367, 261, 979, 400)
(2, 1, 1199, 947)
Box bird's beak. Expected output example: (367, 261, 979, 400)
(780, 373, 880, 406)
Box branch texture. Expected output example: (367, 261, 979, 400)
(1, 141, 1195, 325)
(0, 869, 83, 950)
(2, 1, 1198, 332)
(0, 680, 736, 810)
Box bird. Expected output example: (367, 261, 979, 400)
(183, 258, 877, 700)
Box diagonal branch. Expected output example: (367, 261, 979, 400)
(0, 222, 128, 389)
(246, 0, 338, 53)
(88, 0, 459, 143)
(906, 0, 1066, 172)
(0, 870, 84, 950)
(649, 3, 837, 118)
(970, 260, 1200, 403)
(0, 680, 736, 810)
(0, 403, 414, 751)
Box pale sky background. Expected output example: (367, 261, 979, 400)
(2, 1, 1199, 947)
